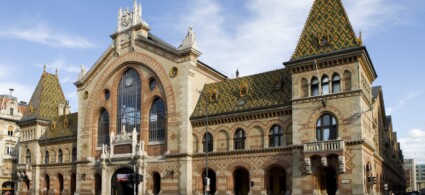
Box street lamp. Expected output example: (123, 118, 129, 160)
(384, 183, 388, 195)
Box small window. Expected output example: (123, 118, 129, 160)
(45, 151, 49, 164)
(26, 149, 31, 164)
(202, 133, 213, 152)
(234, 129, 246, 150)
(332, 74, 341, 93)
(9, 108, 14, 115)
(311, 77, 319, 96)
(104, 89, 110, 100)
(6, 146, 14, 155)
(316, 114, 338, 141)
(149, 78, 156, 91)
(58, 149, 63, 163)
(269, 125, 283, 147)
(8, 126, 14, 136)
(72, 147, 77, 162)
(321, 76, 329, 95)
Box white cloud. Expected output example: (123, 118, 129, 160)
(399, 128, 425, 164)
(386, 90, 421, 115)
(0, 22, 94, 49)
(170, 0, 406, 77)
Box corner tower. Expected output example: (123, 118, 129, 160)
(284, 0, 379, 194)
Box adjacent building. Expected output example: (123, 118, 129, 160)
(405, 159, 417, 191)
(417, 164, 425, 191)
(15, 0, 406, 194)
(0, 91, 27, 194)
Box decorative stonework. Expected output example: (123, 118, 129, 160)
(169, 67, 178, 78)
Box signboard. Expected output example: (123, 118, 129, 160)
(341, 179, 350, 184)
(117, 174, 129, 182)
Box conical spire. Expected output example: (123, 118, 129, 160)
(22, 71, 66, 121)
(291, 0, 359, 60)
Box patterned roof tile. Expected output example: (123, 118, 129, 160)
(291, 0, 359, 60)
(191, 69, 291, 118)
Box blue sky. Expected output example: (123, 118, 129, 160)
(1, 0, 424, 163)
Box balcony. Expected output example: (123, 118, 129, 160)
(303, 140, 345, 153)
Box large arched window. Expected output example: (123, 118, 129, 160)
(234, 129, 246, 150)
(332, 74, 341, 93)
(149, 98, 166, 142)
(321, 75, 330, 95)
(26, 149, 31, 164)
(311, 77, 319, 96)
(316, 114, 338, 141)
(58, 149, 63, 163)
(117, 69, 141, 134)
(97, 109, 110, 147)
(45, 174, 50, 193)
(202, 132, 213, 152)
(45, 151, 49, 164)
(269, 125, 283, 147)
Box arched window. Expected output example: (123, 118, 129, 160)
(311, 77, 319, 96)
(321, 75, 329, 95)
(58, 149, 63, 163)
(97, 109, 110, 147)
(72, 147, 77, 162)
(343, 70, 352, 91)
(234, 129, 246, 150)
(202, 132, 213, 152)
(316, 114, 338, 141)
(332, 74, 341, 93)
(149, 98, 166, 142)
(45, 151, 49, 164)
(26, 149, 31, 164)
(117, 69, 141, 134)
(269, 125, 283, 147)
(301, 78, 308, 97)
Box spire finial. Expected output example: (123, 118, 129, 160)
(236, 68, 239, 79)
(55, 67, 58, 76)
(43, 64, 46, 72)
(357, 30, 363, 46)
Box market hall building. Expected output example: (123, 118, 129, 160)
(15, 0, 406, 194)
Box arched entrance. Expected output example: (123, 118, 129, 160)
(317, 167, 337, 195)
(1, 181, 15, 195)
(57, 174, 64, 195)
(152, 172, 161, 195)
(233, 167, 250, 195)
(267, 166, 286, 195)
(111, 168, 134, 195)
(202, 168, 217, 195)
(95, 174, 102, 195)
(70, 173, 76, 195)
(44, 174, 50, 194)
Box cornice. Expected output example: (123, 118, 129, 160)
(166, 145, 303, 159)
(191, 106, 292, 127)
(292, 90, 362, 105)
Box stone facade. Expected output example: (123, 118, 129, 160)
(15, 0, 406, 195)
(0, 93, 27, 194)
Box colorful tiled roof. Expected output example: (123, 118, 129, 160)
(291, 0, 360, 60)
(22, 72, 66, 121)
(191, 69, 291, 119)
(45, 112, 78, 139)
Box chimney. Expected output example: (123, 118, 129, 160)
(65, 100, 71, 114)
(58, 103, 65, 116)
